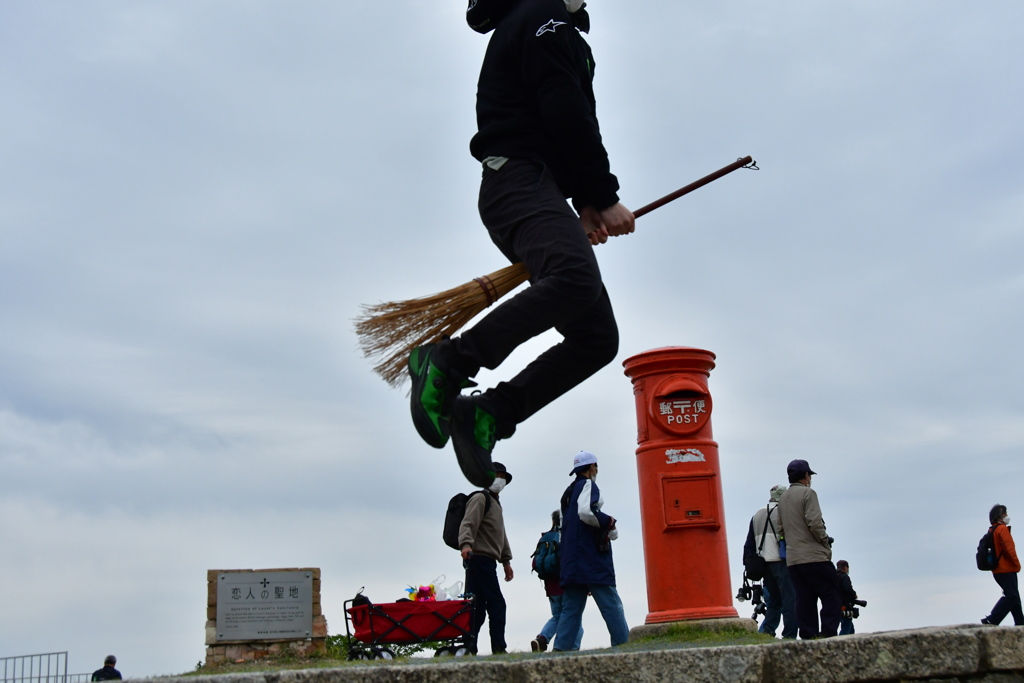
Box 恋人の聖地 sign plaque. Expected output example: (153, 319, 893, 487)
(215, 570, 313, 641)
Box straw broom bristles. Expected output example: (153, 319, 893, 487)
(355, 262, 530, 388)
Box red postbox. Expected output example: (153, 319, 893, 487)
(622, 346, 737, 624)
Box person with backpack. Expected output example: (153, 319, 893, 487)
(530, 510, 583, 652)
(553, 451, 629, 650)
(981, 504, 1023, 626)
(742, 484, 797, 639)
(458, 462, 514, 653)
(408, 0, 636, 489)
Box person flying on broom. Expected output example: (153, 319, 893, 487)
(409, 0, 635, 487)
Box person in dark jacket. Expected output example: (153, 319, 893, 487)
(408, 0, 635, 489)
(553, 451, 629, 650)
(982, 504, 1024, 626)
(836, 560, 858, 635)
(91, 656, 121, 681)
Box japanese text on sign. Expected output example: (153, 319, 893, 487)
(216, 571, 313, 642)
(659, 399, 707, 425)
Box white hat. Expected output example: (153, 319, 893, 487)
(570, 450, 598, 474)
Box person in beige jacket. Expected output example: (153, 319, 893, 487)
(459, 461, 514, 654)
(777, 459, 842, 638)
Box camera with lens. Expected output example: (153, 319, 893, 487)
(748, 583, 767, 621)
(843, 599, 867, 619)
(735, 570, 765, 601)
(735, 576, 767, 622)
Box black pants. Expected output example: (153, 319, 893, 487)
(450, 159, 618, 436)
(464, 555, 507, 653)
(988, 572, 1024, 625)
(788, 561, 843, 639)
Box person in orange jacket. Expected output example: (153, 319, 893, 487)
(982, 504, 1024, 626)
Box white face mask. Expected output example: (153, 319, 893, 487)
(564, 0, 585, 13)
(1004, 516, 1011, 525)
(489, 478, 507, 494)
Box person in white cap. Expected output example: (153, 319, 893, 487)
(553, 450, 629, 650)
(743, 484, 796, 638)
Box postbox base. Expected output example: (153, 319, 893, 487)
(629, 616, 755, 642)
(644, 605, 739, 624)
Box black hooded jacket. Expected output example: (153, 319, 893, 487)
(469, 0, 620, 211)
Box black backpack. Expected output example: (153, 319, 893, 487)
(443, 491, 491, 550)
(530, 529, 561, 581)
(743, 506, 776, 581)
(976, 525, 998, 571)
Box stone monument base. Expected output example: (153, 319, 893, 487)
(206, 639, 325, 666)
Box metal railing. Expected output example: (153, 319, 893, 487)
(1, 653, 92, 683)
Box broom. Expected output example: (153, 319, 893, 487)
(356, 155, 757, 387)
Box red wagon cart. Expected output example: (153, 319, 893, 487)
(344, 595, 475, 659)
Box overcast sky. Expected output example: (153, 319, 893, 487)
(3, 0, 1024, 676)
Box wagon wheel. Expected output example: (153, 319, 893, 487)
(452, 645, 472, 657)
(434, 647, 452, 657)
(352, 649, 374, 661)
(372, 648, 396, 660)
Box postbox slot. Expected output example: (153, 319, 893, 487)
(657, 390, 705, 400)
(662, 474, 719, 529)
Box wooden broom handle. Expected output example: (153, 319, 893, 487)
(633, 156, 754, 219)
(583, 155, 756, 233)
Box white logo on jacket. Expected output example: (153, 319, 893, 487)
(536, 19, 567, 36)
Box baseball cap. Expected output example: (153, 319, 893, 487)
(570, 450, 598, 474)
(786, 459, 817, 476)
(493, 461, 512, 483)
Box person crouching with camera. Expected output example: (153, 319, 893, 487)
(836, 560, 866, 634)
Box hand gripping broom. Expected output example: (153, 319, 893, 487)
(355, 156, 757, 387)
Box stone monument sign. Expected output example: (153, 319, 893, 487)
(216, 570, 313, 641)
(206, 568, 327, 665)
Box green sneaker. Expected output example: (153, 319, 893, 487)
(451, 396, 497, 488)
(408, 343, 474, 448)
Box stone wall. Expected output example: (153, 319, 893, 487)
(205, 568, 327, 666)
(165, 624, 1024, 683)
